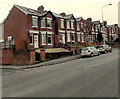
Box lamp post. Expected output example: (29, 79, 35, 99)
(102, 3, 112, 22)
(101, 3, 112, 45)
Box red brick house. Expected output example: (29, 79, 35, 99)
(1, 4, 119, 65)
(4, 5, 57, 50)
(76, 17, 85, 44)
(92, 21, 101, 43)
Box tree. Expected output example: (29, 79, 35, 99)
(97, 29, 103, 44)
(81, 18, 92, 44)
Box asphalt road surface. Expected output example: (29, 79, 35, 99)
(2, 49, 118, 97)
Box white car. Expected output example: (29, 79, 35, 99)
(81, 47, 100, 57)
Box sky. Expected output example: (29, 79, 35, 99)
(0, 0, 119, 25)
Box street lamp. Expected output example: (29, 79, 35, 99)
(102, 3, 112, 22)
(101, 3, 112, 45)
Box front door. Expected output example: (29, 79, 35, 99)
(62, 34, 65, 43)
(34, 35, 38, 48)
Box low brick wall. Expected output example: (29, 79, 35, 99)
(0, 48, 33, 65)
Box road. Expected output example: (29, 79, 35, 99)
(2, 49, 118, 97)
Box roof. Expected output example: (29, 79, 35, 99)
(14, 5, 75, 20)
(14, 4, 48, 16)
(51, 12, 64, 18)
(76, 17, 83, 21)
(92, 21, 101, 24)
(63, 14, 73, 19)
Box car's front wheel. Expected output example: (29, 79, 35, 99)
(104, 50, 107, 54)
(90, 53, 94, 57)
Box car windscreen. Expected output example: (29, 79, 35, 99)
(96, 46, 103, 48)
(82, 48, 89, 51)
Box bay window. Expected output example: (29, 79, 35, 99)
(48, 34, 52, 44)
(77, 33, 80, 42)
(32, 16, 38, 27)
(61, 19, 64, 28)
(42, 33, 46, 45)
(47, 18, 52, 28)
(77, 23, 80, 30)
(67, 32, 70, 42)
(41, 18, 46, 28)
(67, 20, 70, 29)
(71, 33, 75, 41)
(71, 20, 74, 29)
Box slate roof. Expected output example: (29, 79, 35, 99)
(63, 14, 73, 19)
(76, 17, 83, 21)
(92, 21, 101, 24)
(51, 12, 64, 18)
(14, 4, 48, 16)
(14, 5, 75, 20)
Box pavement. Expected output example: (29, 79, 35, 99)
(0, 48, 118, 70)
(0, 54, 81, 70)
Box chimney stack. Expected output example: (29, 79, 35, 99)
(37, 5, 44, 12)
(60, 12, 66, 17)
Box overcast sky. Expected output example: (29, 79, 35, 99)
(0, 0, 119, 25)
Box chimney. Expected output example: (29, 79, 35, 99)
(37, 5, 44, 12)
(60, 12, 66, 17)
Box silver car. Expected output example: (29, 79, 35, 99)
(81, 47, 100, 57)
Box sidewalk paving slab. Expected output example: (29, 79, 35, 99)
(0, 54, 81, 70)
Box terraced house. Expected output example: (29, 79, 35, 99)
(0, 4, 119, 65)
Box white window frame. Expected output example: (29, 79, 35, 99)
(60, 19, 64, 28)
(77, 22, 80, 30)
(32, 16, 38, 28)
(47, 32, 53, 45)
(77, 32, 80, 42)
(67, 31, 70, 42)
(71, 32, 75, 42)
(41, 17, 46, 28)
(67, 20, 70, 29)
(71, 20, 74, 29)
(41, 32, 47, 45)
(80, 32, 84, 42)
(47, 17, 52, 29)
(80, 22, 84, 29)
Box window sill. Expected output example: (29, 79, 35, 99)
(47, 27, 52, 29)
(41, 27, 46, 28)
(41, 44, 46, 45)
(32, 26, 38, 28)
(48, 44, 53, 45)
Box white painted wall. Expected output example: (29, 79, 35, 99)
(0, 22, 4, 42)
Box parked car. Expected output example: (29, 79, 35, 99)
(96, 44, 112, 54)
(81, 47, 100, 57)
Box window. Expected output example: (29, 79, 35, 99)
(81, 33, 84, 42)
(77, 23, 80, 30)
(48, 34, 52, 44)
(47, 18, 52, 28)
(61, 19, 64, 28)
(72, 33, 75, 41)
(41, 18, 46, 28)
(71, 20, 74, 29)
(32, 16, 38, 27)
(67, 20, 70, 29)
(80, 22, 84, 29)
(96, 25, 98, 31)
(88, 35, 93, 42)
(77, 33, 80, 41)
(30, 34, 33, 44)
(42, 34, 46, 45)
(67, 32, 70, 42)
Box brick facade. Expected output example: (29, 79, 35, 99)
(0, 4, 119, 65)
